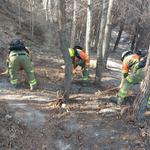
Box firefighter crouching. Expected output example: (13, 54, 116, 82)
(4, 46, 32, 76)
(68, 46, 90, 81)
(110, 50, 150, 108)
(8, 39, 37, 90)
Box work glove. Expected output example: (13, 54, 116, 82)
(72, 69, 77, 74)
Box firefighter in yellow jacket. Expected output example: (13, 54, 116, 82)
(8, 39, 37, 90)
(68, 46, 90, 81)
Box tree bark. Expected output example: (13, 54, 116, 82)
(57, 0, 72, 100)
(130, 24, 140, 52)
(18, 0, 21, 30)
(130, 34, 136, 51)
(95, 0, 108, 82)
(112, 24, 124, 52)
(30, 0, 35, 39)
(133, 46, 150, 121)
(85, 0, 92, 55)
(77, 22, 86, 47)
(91, 11, 101, 52)
(102, 0, 114, 68)
(70, 0, 77, 47)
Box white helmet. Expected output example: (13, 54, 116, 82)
(121, 50, 133, 61)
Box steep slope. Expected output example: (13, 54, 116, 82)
(0, 1, 150, 150)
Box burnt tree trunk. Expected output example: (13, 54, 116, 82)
(58, 0, 72, 100)
(92, 10, 101, 52)
(131, 24, 140, 51)
(112, 24, 124, 52)
(95, 0, 107, 82)
(102, 0, 114, 68)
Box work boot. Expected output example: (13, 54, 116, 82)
(82, 76, 89, 81)
(110, 96, 124, 105)
(30, 84, 37, 91)
(110, 96, 118, 104)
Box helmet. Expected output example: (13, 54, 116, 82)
(73, 46, 83, 51)
(121, 50, 133, 61)
(68, 48, 75, 57)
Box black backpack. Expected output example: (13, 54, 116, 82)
(9, 39, 26, 51)
(73, 46, 85, 59)
(138, 56, 147, 69)
(135, 50, 147, 69)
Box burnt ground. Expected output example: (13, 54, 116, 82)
(0, 50, 150, 150)
(0, 2, 149, 149)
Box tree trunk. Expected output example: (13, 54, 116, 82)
(30, 0, 35, 39)
(45, 0, 49, 21)
(102, 0, 114, 68)
(95, 0, 108, 82)
(130, 23, 140, 52)
(49, 0, 54, 23)
(85, 0, 92, 55)
(57, 0, 72, 100)
(18, 0, 21, 30)
(135, 29, 143, 50)
(112, 24, 124, 52)
(92, 11, 101, 52)
(77, 22, 86, 47)
(133, 46, 150, 121)
(130, 34, 137, 51)
(70, 0, 77, 47)
(42, 0, 49, 20)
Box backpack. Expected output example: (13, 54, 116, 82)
(138, 56, 147, 69)
(9, 39, 26, 51)
(135, 50, 147, 69)
(73, 46, 85, 59)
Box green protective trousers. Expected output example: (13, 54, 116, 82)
(118, 68, 144, 99)
(118, 68, 150, 106)
(8, 51, 37, 87)
(76, 60, 89, 80)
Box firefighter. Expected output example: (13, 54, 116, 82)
(8, 39, 37, 90)
(110, 50, 150, 108)
(68, 46, 90, 81)
(3, 46, 32, 76)
(19, 46, 33, 82)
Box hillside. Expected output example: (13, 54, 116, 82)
(0, 1, 150, 150)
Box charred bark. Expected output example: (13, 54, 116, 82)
(112, 24, 124, 52)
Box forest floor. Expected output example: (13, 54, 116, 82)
(0, 46, 150, 150)
(0, 6, 150, 149)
